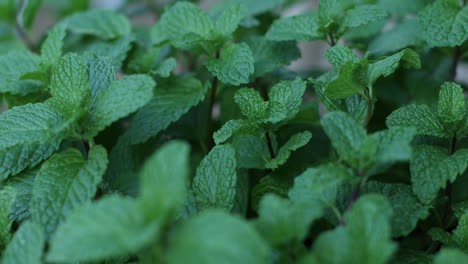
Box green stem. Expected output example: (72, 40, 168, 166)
(15, 0, 36, 52)
(328, 33, 336, 47)
(265, 131, 276, 159)
(205, 51, 220, 150)
(362, 89, 374, 127)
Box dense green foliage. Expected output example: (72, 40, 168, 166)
(0, 0, 467, 263)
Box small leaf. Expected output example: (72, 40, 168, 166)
(41, 24, 67, 68)
(266, 77, 307, 124)
(234, 88, 269, 121)
(265, 131, 312, 169)
(214, 3, 248, 38)
(205, 43, 254, 85)
(325, 44, 360, 69)
(325, 59, 368, 99)
(193, 145, 237, 211)
(266, 13, 324, 41)
(438, 82, 466, 123)
(368, 49, 421, 85)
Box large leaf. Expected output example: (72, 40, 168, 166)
(1, 221, 45, 264)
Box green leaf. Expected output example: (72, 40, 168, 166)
(256, 194, 322, 246)
(214, 119, 261, 145)
(363, 181, 429, 237)
(1, 221, 45, 264)
(151, 2, 214, 52)
(234, 88, 269, 121)
(438, 82, 466, 123)
(311, 194, 396, 264)
(434, 249, 468, 264)
(86, 55, 116, 101)
(193, 145, 237, 210)
(266, 13, 324, 41)
(214, 3, 247, 38)
(40, 24, 67, 68)
(410, 145, 468, 203)
(325, 44, 360, 69)
(342, 5, 387, 30)
(3, 169, 37, 222)
(265, 131, 312, 169)
(246, 36, 300, 78)
(205, 43, 254, 85)
(62, 9, 131, 40)
(325, 59, 368, 99)
(0, 50, 41, 81)
(123, 76, 208, 145)
(368, 49, 421, 85)
(378, 0, 426, 15)
(139, 141, 190, 220)
(288, 163, 352, 210)
(266, 77, 307, 124)
(0, 187, 15, 249)
(80, 36, 134, 70)
(232, 134, 270, 169)
(318, 0, 343, 29)
(321, 111, 367, 166)
(368, 19, 424, 55)
(452, 211, 468, 250)
(386, 105, 450, 138)
(30, 146, 108, 235)
(418, 0, 468, 47)
(166, 210, 270, 264)
(153, 57, 177, 78)
(85, 74, 155, 138)
(47, 195, 159, 263)
(50, 53, 89, 108)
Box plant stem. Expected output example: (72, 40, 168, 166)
(15, 0, 36, 52)
(205, 51, 220, 150)
(449, 46, 461, 82)
(328, 33, 336, 47)
(265, 131, 276, 159)
(340, 179, 362, 226)
(362, 89, 374, 127)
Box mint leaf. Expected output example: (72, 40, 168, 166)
(193, 145, 237, 210)
(1, 221, 45, 264)
(325, 44, 360, 69)
(265, 131, 312, 169)
(363, 181, 429, 237)
(368, 49, 421, 85)
(434, 249, 468, 264)
(167, 210, 270, 264)
(232, 134, 270, 169)
(3, 169, 37, 222)
(342, 5, 387, 30)
(153, 57, 177, 78)
(123, 76, 208, 145)
(256, 194, 322, 246)
(40, 24, 67, 68)
(368, 19, 424, 55)
(325, 59, 368, 99)
(63, 9, 131, 40)
(204, 43, 254, 85)
(311, 194, 396, 264)
(214, 119, 260, 145)
(0, 51, 41, 81)
(321, 111, 367, 166)
(234, 88, 269, 121)
(438, 82, 466, 123)
(266, 77, 307, 124)
(410, 145, 468, 204)
(138, 141, 190, 220)
(386, 105, 449, 138)
(30, 146, 108, 235)
(266, 13, 324, 41)
(85, 74, 155, 138)
(47, 195, 159, 263)
(418, 0, 468, 47)
(0, 187, 15, 248)
(50, 53, 89, 108)
(214, 3, 247, 38)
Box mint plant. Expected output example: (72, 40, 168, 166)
(0, 0, 468, 263)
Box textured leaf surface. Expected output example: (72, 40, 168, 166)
(1, 221, 44, 264)
(368, 49, 421, 85)
(312, 195, 396, 264)
(213, 119, 260, 144)
(0, 187, 15, 249)
(0, 50, 41, 81)
(235, 88, 269, 121)
(205, 43, 254, 85)
(167, 210, 270, 264)
(364, 181, 429, 237)
(63, 9, 131, 40)
(139, 141, 190, 220)
(321, 111, 366, 166)
(265, 131, 312, 169)
(418, 0, 468, 47)
(410, 145, 468, 204)
(325, 44, 359, 70)
(41, 24, 67, 67)
(266, 13, 323, 41)
(124, 76, 207, 145)
(30, 146, 108, 235)
(214, 3, 247, 37)
(193, 145, 237, 210)
(325, 59, 368, 99)
(47, 195, 159, 263)
(3, 169, 37, 222)
(434, 249, 468, 264)
(438, 82, 466, 123)
(266, 77, 307, 123)
(368, 19, 423, 55)
(232, 134, 270, 169)
(386, 105, 449, 138)
(86, 74, 155, 138)
(343, 5, 387, 30)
